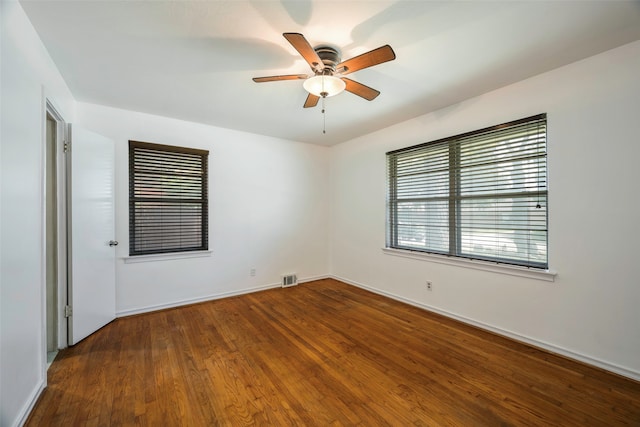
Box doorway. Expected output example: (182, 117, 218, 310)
(45, 101, 68, 368)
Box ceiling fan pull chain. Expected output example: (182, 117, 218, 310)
(322, 96, 326, 134)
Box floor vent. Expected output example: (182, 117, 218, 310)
(282, 274, 298, 288)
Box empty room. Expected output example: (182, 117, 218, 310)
(2, 1, 640, 426)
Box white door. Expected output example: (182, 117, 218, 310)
(68, 124, 116, 345)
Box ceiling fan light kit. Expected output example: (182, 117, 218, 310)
(303, 75, 346, 98)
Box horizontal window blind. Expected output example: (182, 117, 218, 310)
(387, 114, 547, 269)
(129, 141, 208, 256)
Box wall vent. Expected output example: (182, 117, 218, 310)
(282, 274, 298, 288)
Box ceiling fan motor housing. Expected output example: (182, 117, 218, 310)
(314, 45, 341, 74)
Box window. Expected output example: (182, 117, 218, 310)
(387, 114, 547, 269)
(129, 141, 208, 256)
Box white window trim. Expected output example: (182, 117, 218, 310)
(382, 247, 556, 282)
(123, 250, 212, 264)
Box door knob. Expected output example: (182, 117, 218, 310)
(109, 240, 119, 247)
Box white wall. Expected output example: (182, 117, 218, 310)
(330, 40, 640, 379)
(77, 103, 330, 315)
(0, 2, 77, 426)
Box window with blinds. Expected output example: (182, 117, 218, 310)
(387, 114, 547, 269)
(129, 141, 208, 256)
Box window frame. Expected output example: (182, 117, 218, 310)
(386, 114, 548, 269)
(128, 140, 209, 256)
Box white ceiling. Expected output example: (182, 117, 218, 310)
(20, 1, 640, 146)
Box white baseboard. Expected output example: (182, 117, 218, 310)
(14, 380, 45, 427)
(116, 283, 281, 317)
(331, 274, 640, 382)
(299, 274, 330, 284)
(116, 274, 330, 318)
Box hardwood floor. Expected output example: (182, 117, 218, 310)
(27, 279, 640, 426)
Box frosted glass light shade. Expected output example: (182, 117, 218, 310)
(303, 75, 346, 97)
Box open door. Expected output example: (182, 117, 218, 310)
(67, 124, 116, 345)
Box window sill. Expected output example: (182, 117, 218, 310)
(381, 247, 556, 282)
(123, 250, 212, 264)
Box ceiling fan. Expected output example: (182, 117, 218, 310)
(253, 33, 396, 108)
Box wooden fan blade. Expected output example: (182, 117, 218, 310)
(253, 74, 307, 83)
(283, 33, 323, 73)
(303, 93, 320, 108)
(338, 45, 396, 76)
(342, 78, 380, 101)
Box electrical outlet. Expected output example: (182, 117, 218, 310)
(250, 268, 256, 277)
(426, 281, 433, 291)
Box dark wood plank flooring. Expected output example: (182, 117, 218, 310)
(27, 279, 640, 426)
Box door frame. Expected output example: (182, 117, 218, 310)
(42, 98, 69, 372)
